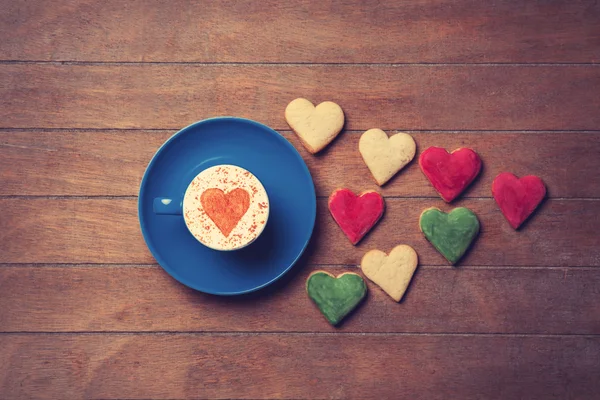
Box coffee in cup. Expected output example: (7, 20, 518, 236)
(181, 165, 269, 251)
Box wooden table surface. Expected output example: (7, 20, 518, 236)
(1, 1, 600, 399)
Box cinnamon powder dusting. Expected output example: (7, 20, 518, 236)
(201, 188, 250, 237)
(183, 165, 270, 250)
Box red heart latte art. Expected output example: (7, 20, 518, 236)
(183, 165, 269, 251)
(201, 188, 251, 237)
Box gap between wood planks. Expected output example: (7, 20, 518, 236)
(1, 60, 600, 66)
(1, 128, 600, 133)
(0, 263, 595, 269)
(0, 332, 598, 337)
(0, 196, 598, 200)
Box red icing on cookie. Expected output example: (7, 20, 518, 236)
(492, 172, 546, 229)
(419, 147, 482, 202)
(200, 188, 250, 237)
(328, 189, 384, 245)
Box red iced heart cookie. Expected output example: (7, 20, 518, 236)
(419, 147, 482, 202)
(328, 189, 385, 245)
(201, 188, 250, 237)
(492, 172, 546, 229)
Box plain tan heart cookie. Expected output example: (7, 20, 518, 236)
(360, 244, 418, 302)
(285, 98, 344, 154)
(359, 129, 416, 186)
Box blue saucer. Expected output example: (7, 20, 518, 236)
(138, 117, 316, 295)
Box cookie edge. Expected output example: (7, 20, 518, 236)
(360, 244, 418, 302)
(419, 207, 480, 265)
(285, 98, 344, 154)
(419, 147, 481, 203)
(305, 270, 367, 326)
(359, 129, 416, 187)
(328, 188, 385, 245)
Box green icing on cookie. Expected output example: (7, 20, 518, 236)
(419, 207, 480, 265)
(306, 272, 367, 326)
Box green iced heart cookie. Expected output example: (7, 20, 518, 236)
(306, 271, 367, 326)
(419, 207, 480, 265)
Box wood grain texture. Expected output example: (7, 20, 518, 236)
(2, 1, 600, 399)
(1, 266, 599, 334)
(1, 334, 599, 399)
(0, 198, 598, 266)
(1, 130, 599, 198)
(1, 64, 599, 130)
(2, 0, 599, 63)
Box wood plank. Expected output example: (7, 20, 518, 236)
(1, 0, 599, 63)
(1, 334, 598, 399)
(1, 65, 599, 130)
(0, 198, 597, 266)
(1, 266, 598, 334)
(1, 130, 599, 197)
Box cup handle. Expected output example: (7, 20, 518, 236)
(153, 197, 183, 215)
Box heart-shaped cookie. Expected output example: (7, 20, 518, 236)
(201, 188, 250, 237)
(359, 129, 416, 186)
(492, 172, 546, 229)
(419, 207, 480, 265)
(328, 188, 385, 245)
(419, 147, 482, 202)
(306, 271, 367, 325)
(285, 98, 344, 154)
(361, 245, 418, 302)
